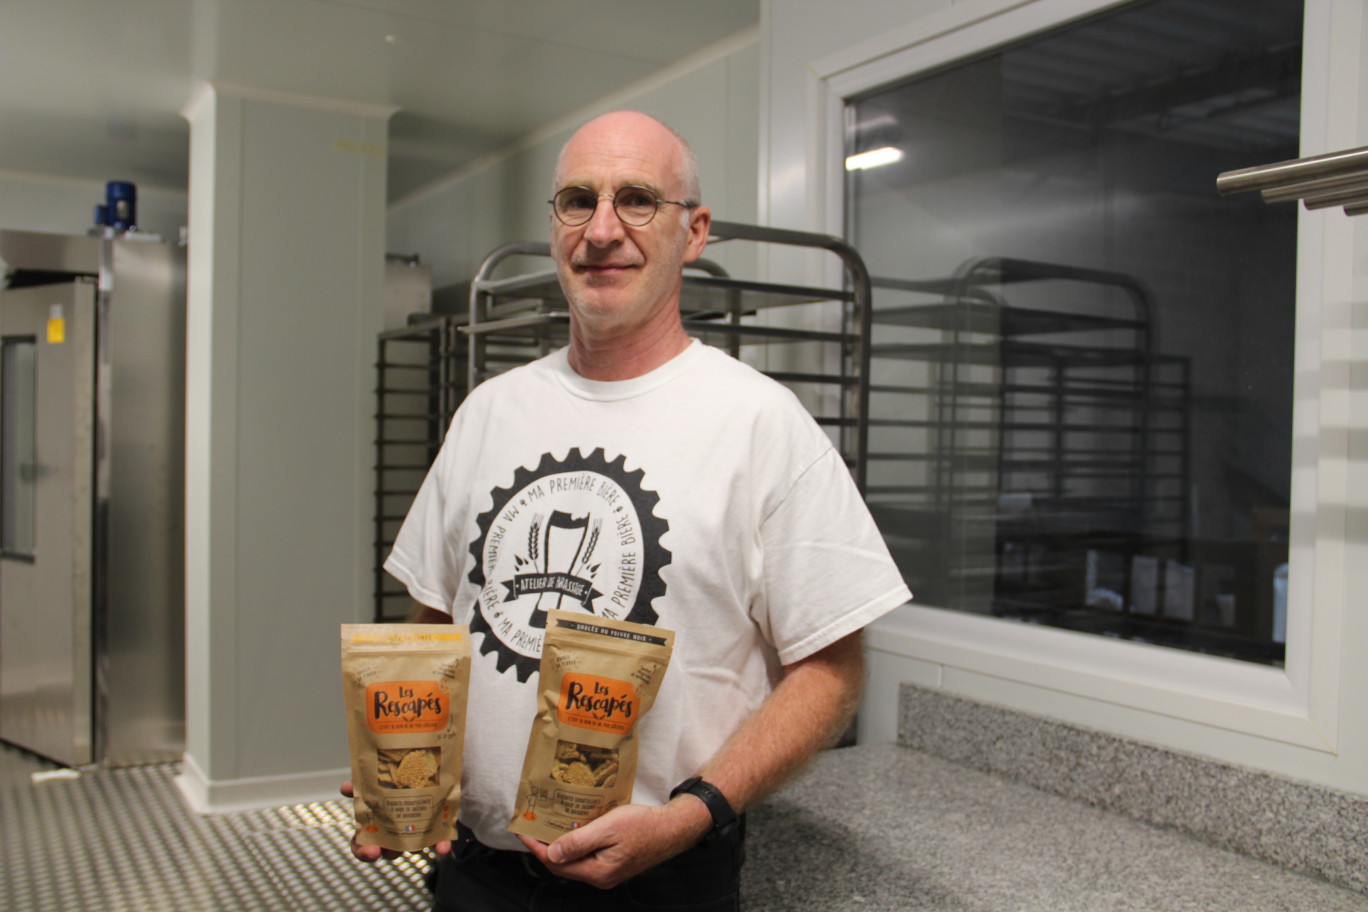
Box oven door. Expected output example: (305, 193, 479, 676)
(0, 278, 97, 766)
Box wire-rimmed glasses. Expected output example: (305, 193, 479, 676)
(549, 185, 696, 227)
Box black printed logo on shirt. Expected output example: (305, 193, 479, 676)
(467, 447, 670, 681)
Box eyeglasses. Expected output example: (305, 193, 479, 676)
(549, 185, 697, 227)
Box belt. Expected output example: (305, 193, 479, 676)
(451, 821, 573, 883)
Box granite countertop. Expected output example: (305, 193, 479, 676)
(738, 744, 1368, 912)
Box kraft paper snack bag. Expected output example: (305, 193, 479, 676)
(341, 623, 470, 853)
(509, 610, 674, 843)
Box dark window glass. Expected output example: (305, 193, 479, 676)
(1, 337, 38, 558)
(847, 0, 1302, 665)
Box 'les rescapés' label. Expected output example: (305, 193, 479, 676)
(366, 681, 449, 733)
(557, 673, 638, 734)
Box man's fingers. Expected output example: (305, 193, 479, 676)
(352, 841, 403, 862)
(545, 817, 614, 865)
(351, 839, 383, 862)
(547, 833, 580, 864)
(516, 832, 594, 872)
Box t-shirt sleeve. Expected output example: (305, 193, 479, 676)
(754, 446, 912, 665)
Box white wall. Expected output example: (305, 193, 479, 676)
(177, 85, 392, 811)
(762, 0, 1368, 798)
(387, 29, 761, 300)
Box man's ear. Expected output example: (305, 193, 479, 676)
(683, 206, 712, 263)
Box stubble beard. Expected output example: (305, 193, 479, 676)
(560, 229, 689, 343)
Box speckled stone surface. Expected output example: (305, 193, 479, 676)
(896, 684, 1368, 896)
(740, 744, 1368, 912)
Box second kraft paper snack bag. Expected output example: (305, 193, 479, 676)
(509, 610, 674, 843)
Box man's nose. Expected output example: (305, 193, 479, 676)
(583, 196, 626, 245)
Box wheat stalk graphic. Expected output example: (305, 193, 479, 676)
(579, 521, 600, 570)
(527, 515, 542, 563)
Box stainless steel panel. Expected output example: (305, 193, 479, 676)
(0, 279, 97, 767)
(0, 230, 99, 277)
(98, 236, 186, 766)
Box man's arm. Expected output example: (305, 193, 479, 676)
(696, 631, 863, 811)
(517, 630, 866, 888)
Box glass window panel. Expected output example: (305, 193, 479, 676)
(847, 0, 1301, 665)
(1, 336, 37, 558)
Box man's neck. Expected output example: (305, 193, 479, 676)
(566, 319, 692, 381)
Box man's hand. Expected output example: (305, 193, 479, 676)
(340, 780, 453, 862)
(515, 797, 711, 889)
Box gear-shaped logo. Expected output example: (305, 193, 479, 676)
(468, 447, 671, 681)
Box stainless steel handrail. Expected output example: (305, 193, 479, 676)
(1216, 144, 1368, 217)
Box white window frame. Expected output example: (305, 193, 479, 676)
(811, 0, 1358, 755)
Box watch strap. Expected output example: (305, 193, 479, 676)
(670, 776, 738, 839)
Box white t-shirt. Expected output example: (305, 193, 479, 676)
(385, 340, 911, 849)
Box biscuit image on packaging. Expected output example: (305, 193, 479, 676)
(550, 741, 618, 788)
(380, 747, 440, 789)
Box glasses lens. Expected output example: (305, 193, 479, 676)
(613, 187, 659, 226)
(554, 188, 598, 225)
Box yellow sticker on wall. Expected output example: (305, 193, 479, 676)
(47, 304, 65, 344)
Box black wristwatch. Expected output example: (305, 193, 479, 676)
(670, 776, 739, 840)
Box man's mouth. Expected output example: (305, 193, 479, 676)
(575, 261, 637, 273)
(573, 261, 639, 284)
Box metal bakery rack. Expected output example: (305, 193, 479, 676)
(860, 257, 1194, 647)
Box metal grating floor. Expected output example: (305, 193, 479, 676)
(0, 742, 434, 912)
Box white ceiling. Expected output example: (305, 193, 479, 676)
(0, 0, 760, 201)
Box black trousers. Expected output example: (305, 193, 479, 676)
(430, 819, 745, 912)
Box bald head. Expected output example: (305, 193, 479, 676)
(554, 111, 701, 206)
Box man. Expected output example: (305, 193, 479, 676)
(359, 110, 910, 910)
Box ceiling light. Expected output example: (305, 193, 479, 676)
(845, 146, 904, 170)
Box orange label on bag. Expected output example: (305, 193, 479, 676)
(365, 681, 449, 733)
(557, 673, 638, 734)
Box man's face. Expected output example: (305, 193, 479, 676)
(551, 114, 709, 343)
